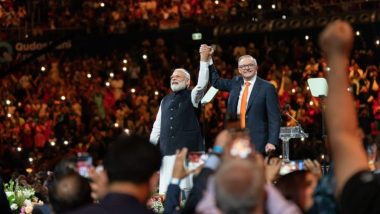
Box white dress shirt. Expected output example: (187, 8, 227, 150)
(236, 76, 257, 115)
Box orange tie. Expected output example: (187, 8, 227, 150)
(240, 82, 251, 128)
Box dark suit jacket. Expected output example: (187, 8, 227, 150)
(163, 184, 181, 214)
(210, 64, 281, 152)
(69, 193, 154, 214)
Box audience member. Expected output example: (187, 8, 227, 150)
(275, 170, 318, 212)
(70, 134, 161, 214)
(321, 20, 380, 213)
(49, 172, 92, 214)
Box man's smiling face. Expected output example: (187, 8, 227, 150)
(238, 57, 257, 81)
(170, 70, 189, 92)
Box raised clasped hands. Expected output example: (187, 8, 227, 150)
(199, 44, 213, 62)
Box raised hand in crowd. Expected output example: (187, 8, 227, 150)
(304, 159, 322, 180)
(88, 166, 109, 201)
(171, 148, 198, 181)
(265, 156, 282, 183)
(321, 20, 379, 213)
(320, 20, 369, 194)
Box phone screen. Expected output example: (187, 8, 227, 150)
(223, 113, 254, 158)
(279, 160, 304, 175)
(229, 129, 253, 158)
(77, 153, 93, 178)
(187, 151, 207, 170)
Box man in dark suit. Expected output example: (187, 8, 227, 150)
(209, 54, 281, 153)
(70, 135, 162, 214)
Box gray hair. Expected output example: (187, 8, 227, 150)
(238, 55, 257, 66)
(214, 159, 265, 214)
(174, 68, 191, 81)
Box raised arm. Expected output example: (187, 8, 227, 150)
(191, 44, 211, 108)
(209, 64, 235, 91)
(320, 20, 369, 194)
(208, 53, 234, 91)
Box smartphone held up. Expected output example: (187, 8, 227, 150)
(76, 152, 93, 178)
(229, 129, 253, 158)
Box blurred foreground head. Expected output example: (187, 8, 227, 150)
(215, 157, 266, 214)
(275, 170, 318, 212)
(49, 172, 92, 214)
(104, 134, 162, 184)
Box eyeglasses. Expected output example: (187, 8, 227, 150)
(238, 64, 256, 69)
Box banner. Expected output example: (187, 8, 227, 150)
(14, 40, 72, 52)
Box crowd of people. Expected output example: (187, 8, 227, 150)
(0, 25, 380, 179)
(1, 0, 379, 34)
(1, 4, 380, 209)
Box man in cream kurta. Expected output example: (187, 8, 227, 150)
(150, 45, 211, 194)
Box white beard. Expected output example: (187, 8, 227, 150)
(171, 81, 187, 92)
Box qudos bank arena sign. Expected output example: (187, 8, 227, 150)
(14, 40, 72, 52)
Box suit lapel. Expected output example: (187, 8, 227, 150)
(246, 77, 262, 112)
(228, 77, 243, 114)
